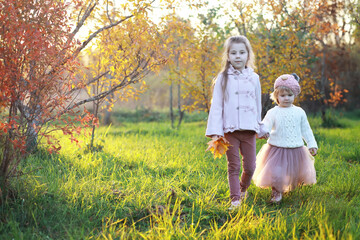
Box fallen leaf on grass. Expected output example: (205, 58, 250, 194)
(206, 137, 231, 159)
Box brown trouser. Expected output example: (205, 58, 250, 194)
(225, 130, 256, 201)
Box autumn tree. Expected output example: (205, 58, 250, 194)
(225, 1, 257, 37)
(0, 0, 186, 189)
(307, 0, 356, 114)
(261, 0, 356, 121)
(348, 0, 360, 108)
(80, 14, 166, 148)
(179, 7, 227, 113)
(76, 1, 202, 132)
(253, 1, 317, 108)
(0, 0, 93, 188)
(160, 16, 195, 128)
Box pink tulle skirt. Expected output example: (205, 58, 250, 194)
(253, 144, 316, 193)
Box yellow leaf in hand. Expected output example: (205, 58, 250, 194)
(206, 137, 231, 159)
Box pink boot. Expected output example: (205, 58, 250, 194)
(270, 189, 282, 203)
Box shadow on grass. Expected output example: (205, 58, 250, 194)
(1, 149, 158, 238)
(2, 146, 224, 238)
(343, 148, 360, 164)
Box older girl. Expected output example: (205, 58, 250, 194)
(206, 36, 264, 209)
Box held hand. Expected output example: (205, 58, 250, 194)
(258, 133, 269, 139)
(309, 148, 317, 156)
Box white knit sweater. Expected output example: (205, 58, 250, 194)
(262, 105, 318, 149)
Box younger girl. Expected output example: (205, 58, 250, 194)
(253, 73, 318, 203)
(206, 36, 264, 209)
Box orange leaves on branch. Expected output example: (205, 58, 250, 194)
(324, 78, 348, 107)
(206, 137, 231, 159)
(10, 138, 26, 154)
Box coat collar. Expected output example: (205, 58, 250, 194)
(227, 64, 253, 76)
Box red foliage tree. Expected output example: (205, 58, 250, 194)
(0, 0, 98, 186)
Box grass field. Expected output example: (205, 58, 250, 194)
(1, 111, 360, 239)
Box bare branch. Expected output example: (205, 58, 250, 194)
(72, 0, 156, 58)
(68, 78, 129, 110)
(72, 1, 97, 38)
(106, 0, 114, 24)
(72, 14, 133, 59)
(76, 5, 83, 26)
(69, 70, 110, 94)
(63, 52, 157, 113)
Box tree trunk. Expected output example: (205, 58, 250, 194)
(103, 77, 114, 126)
(0, 102, 16, 187)
(90, 101, 100, 150)
(0, 139, 11, 185)
(177, 82, 184, 128)
(175, 54, 184, 128)
(16, 100, 40, 153)
(26, 118, 39, 153)
(320, 47, 327, 122)
(169, 78, 174, 128)
(103, 110, 112, 126)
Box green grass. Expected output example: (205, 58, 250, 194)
(1, 113, 360, 239)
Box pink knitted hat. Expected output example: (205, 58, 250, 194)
(274, 73, 301, 96)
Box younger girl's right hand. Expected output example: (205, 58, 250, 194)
(309, 148, 317, 156)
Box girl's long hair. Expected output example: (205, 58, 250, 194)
(213, 36, 256, 100)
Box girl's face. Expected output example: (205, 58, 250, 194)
(278, 90, 295, 107)
(228, 43, 248, 71)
